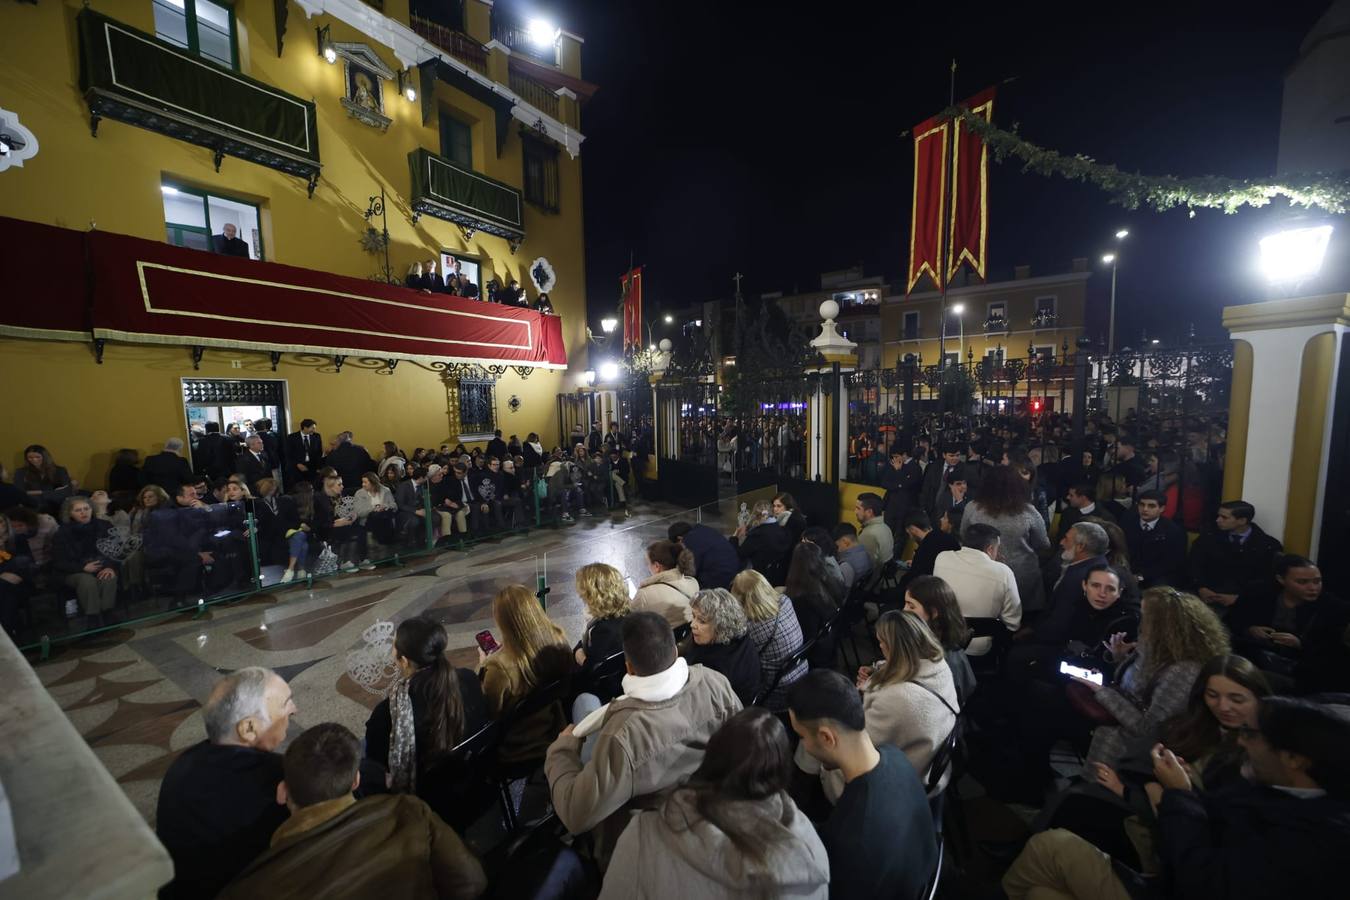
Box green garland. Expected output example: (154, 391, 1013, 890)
(942, 106, 1350, 215)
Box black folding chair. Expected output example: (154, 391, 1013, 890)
(751, 632, 816, 707)
(924, 725, 970, 865)
(418, 719, 506, 833)
(572, 648, 626, 703)
(964, 616, 1013, 680)
(494, 676, 572, 830)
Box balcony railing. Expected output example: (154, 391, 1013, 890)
(983, 316, 1009, 332)
(1031, 311, 1059, 329)
(491, 19, 560, 66)
(408, 147, 524, 245)
(77, 9, 320, 193)
(509, 72, 560, 118)
(411, 15, 488, 75)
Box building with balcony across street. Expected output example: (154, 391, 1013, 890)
(772, 266, 886, 370)
(884, 260, 1091, 371)
(0, 0, 597, 475)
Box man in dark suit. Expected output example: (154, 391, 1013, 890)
(252, 419, 281, 476)
(421, 257, 445, 293)
(880, 445, 923, 550)
(486, 429, 509, 461)
(1189, 500, 1283, 614)
(235, 434, 271, 496)
(142, 437, 195, 495)
(898, 510, 960, 592)
(211, 223, 250, 258)
(325, 431, 374, 495)
(921, 445, 964, 518)
(193, 422, 235, 483)
(283, 419, 324, 487)
(1055, 482, 1114, 542)
(1121, 489, 1189, 589)
(1049, 521, 1111, 612)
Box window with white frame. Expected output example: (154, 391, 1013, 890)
(986, 301, 1008, 330)
(162, 182, 263, 259)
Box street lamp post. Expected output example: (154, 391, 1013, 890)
(1102, 229, 1128, 354)
(953, 303, 966, 363)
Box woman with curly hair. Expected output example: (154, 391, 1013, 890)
(683, 588, 761, 705)
(572, 563, 632, 703)
(961, 464, 1051, 611)
(1068, 587, 1230, 765)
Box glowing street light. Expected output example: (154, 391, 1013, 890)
(1102, 253, 1116, 265)
(1259, 225, 1334, 284)
(599, 317, 618, 334)
(598, 361, 620, 382)
(663, 314, 674, 323)
(1102, 228, 1129, 353)
(527, 18, 559, 47)
(1115, 229, 1130, 239)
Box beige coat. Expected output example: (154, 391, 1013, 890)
(632, 569, 699, 628)
(545, 664, 741, 870)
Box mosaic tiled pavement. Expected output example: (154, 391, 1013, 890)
(32, 502, 727, 823)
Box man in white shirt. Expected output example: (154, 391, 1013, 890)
(933, 522, 1021, 655)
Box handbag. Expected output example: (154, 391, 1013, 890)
(1066, 680, 1119, 725)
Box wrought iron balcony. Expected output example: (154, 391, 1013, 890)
(77, 9, 320, 194)
(408, 147, 525, 247)
(983, 316, 1009, 332)
(491, 19, 560, 66)
(509, 72, 560, 118)
(1031, 311, 1059, 329)
(410, 15, 488, 75)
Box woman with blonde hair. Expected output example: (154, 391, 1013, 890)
(633, 539, 699, 628)
(1068, 587, 1230, 765)
(730, 569, 805, 712)
(816, 610, 958, 800)
(573, 563, 631, 696)
(480, 583, 572, 764)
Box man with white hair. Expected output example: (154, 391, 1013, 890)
(1049, 521, 1112, 612)
(156, 667, 297, 900)
(235, 433, 270, 496)
(141, 436, 194, 495)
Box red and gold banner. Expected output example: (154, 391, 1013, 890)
(948, 87, 995, 283)
(621, 266, 643, 353)
(0, 215, 567, 368)
(906, 116, 948, 294)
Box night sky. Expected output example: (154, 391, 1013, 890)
(542, 1, 1338, 346)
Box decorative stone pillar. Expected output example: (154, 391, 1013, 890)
(1222, 293, 1350, 555)
(808, 300, 858, 483)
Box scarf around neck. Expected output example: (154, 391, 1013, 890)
(573, 657, 689, 738)
(387, 675, 417, 793)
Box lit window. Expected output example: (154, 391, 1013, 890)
(162, 182, 264, 260)
(153, 0, 238, 69)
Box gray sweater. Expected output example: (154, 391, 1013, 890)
(600, 791, 829, 899)
(961, 502, 1051, 611)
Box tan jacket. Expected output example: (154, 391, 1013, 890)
(632, 570, 699, 628)
(481, 644, 569, 765)
(545, 664, 741, 870)
(218, 794, 486, 900)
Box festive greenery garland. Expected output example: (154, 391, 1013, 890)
(942, 106, 1350, 216)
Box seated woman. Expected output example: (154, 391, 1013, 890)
(0, 513, 36, 638)
(1007, 563, 1140, 685)
(313, 473, 372, 574)
(376, 442, 406, 481)
(254, 478, 309, 583)
(816, 610, 957, 800)
(119, 485, 170, 596)
(601, 707, 830, 900)
(364, 617, 487, 792)
(903, 575, 977, 705)
(480, 584, 573, 766)
(1230, 555, 1349, 691)
(1047, 654, 1271, 868)
(683, 588, 761, 706)
(353, 471, 398, 549)
(730, 569, 805, 712)
(784, 541, 837, 666)
(633, 540, 700, 628)
(14, 444, 73, 515)
(1069, 588, 1230, 766)
(52, 496, 119, 624)
(572, 563, 631, 703)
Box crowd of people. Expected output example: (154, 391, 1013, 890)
(0, 421, 640, 636)
(402, 254, 555, 314)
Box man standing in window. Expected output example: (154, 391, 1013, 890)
(212, 223, 250, 258)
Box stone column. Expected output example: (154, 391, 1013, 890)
(1222, 293, 1350, 554)
(808, 301, 858, 484)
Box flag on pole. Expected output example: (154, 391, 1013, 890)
(621, 267, 643, 353)
(906, 116, 948, 295)
(948, 88, 995, 283)
(906, 87, 996, 294)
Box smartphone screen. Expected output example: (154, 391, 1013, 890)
(475, 630, 500, 654)
(1059, 661, 1104, 685)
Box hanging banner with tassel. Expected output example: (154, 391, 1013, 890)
(947, 87, 996, 283)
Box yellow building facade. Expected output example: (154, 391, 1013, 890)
(0, 0, 593, 487)
(881, 264, 1091, 370)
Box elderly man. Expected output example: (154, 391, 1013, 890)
(212, 222, 250, 257)
(546, 611, 741, 870)
(141, 437, 194, 495)
(219, 723, 486, 900)
(235, 433, 271, 496)
(1050, 521, 1112, 612)
(156, 667, 296, 900)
